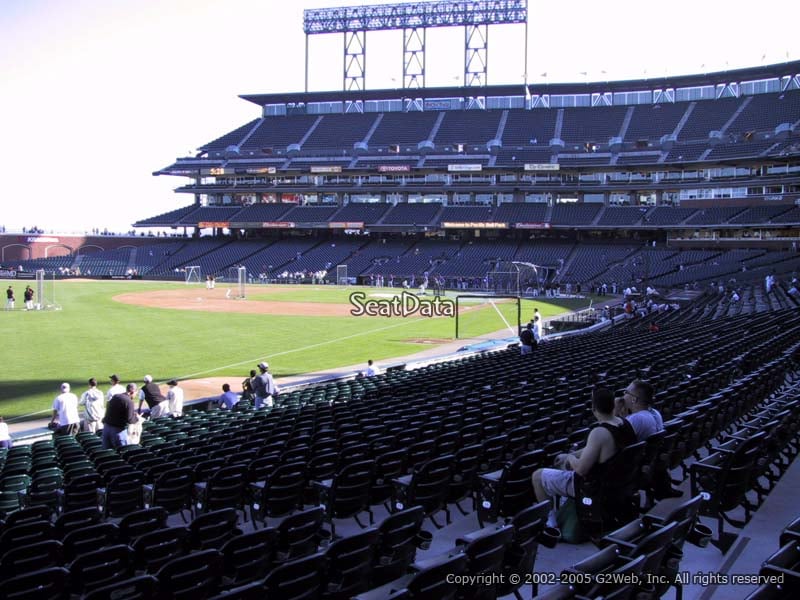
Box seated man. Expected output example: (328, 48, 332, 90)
(532, 387, 636, 529)
(617, 379, 681, 499)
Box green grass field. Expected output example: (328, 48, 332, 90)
(0, 279, 593, 422)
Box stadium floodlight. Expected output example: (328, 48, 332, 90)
(302, 0, 528, 91)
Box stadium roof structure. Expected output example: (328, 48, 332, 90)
(240, 59, 800, 107)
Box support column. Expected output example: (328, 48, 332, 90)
(344, 30, 366, 91)
(403, 27, 425, 89)
(464, 24, 488, 87)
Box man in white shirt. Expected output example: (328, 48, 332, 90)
(79, 377, 105, 433)
(107, 374, 125, 402)
(0, 417, 12, 449)
(365, 359, 379, 377)
(166, 379, 184, 417)
(51, 382, 80, 436)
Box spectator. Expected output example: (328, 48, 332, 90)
(519, 323, 534, 355)
(79, 378, 105, 433)
(532, 387, 636, 529)
(166, 379, 184, 417)
(103, 383, 138, 449)
(51, 383, 80, 436)
(138, 375, 168, 417)
(107, 374, 124, 402)
(365, 359, 379, 377)
(253, 362, 279, 408)
(218, 383, 240, 410)
(616, 379, 682, 499)
(0, 417, 12, 449)
(532, 314, 543, 343)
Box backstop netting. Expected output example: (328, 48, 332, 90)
(336, 265, 348, 286)
(455, 294, 521, 340)
(185, 266, 201, 285)
(36, 269, 61, 311)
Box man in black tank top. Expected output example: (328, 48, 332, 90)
(532, 387, 635, 528)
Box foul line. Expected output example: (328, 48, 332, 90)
(172, 315, 435, 382)
(489, 300, 516, 335)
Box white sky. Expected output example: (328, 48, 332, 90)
(0, 0, 798, 233)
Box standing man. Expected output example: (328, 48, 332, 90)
(23, 286, 34, 310)
(138, 375, 168, 418)
(5, 285, 14, 310)
(51, 383, 80, 436)
(532, 314, 544, 343)
(79, 378, 105, 433)
(519, 323, 534, 355)
(103, 383, 138, 449)
(253, 362, 279, 409)
(166, 379, 184, 417)
(107, 374, 124, 402)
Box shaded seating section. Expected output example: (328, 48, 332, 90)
(501, 109, 559, 150)
(369, 112, 439, 151)
(493, 203, 548, 224)
(678, 96, 742, 140)
(560, 105, 628, 144)
(301, 113, 379, 152)
(596, 207, 648, 227)
(625, 103, 689, 142)
(199, 119, 261, 152)
(330, 202, 393, 224)
(240, 115, 319, 152)
(549, 204, 602, 226)
(382, 203, 443, 225)
(433, 111, 502, 147)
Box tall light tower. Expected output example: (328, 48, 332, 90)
(302, 0, 528, 91)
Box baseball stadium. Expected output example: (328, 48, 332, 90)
(1, 1, 800, 598)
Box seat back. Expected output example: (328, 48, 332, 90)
(157, 549, 224, 600)
(0, 539, 64, 580)
(102, 473, 144, 518)
(0, 566, 70, 600)
(189, 507, 240, 550)
(406, 554, 468, 600)
(203, 465, 247, 512)
(373, 506, 426, 585)
(498, 501, 551, 596)
(132, 525, 189, 573)
(461, 525, 515, 600)
(82, 575, 159, 600)
(221, 528, 277, 585)
(69, 544, 135, 594)
(262, 462, 307, 517)
(495, 449, 544, 519)
(323, 528, 380, 598)
(150, 467, 194, 514)
(118, 507, 169, 543)
(328, 460, 374, 520)
(407, 455, 454, 517)
(263, 552, 325, 600)
(62, 522, 120, 561)
(276, 506, 325, 562)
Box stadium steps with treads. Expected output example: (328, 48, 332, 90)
(671, 102, 696, 138)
